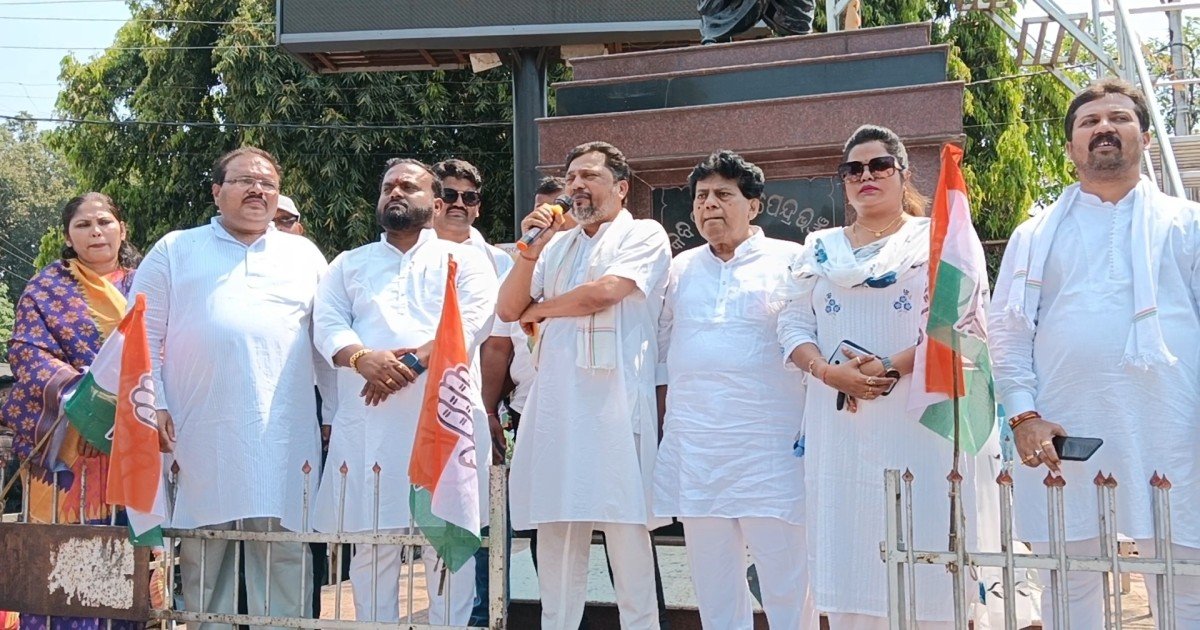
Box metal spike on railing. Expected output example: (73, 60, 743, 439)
(1044, 471, 1071, 629)
(1095, 471, 1115, 630)
(334, 461, 348, 621)
(371, 462, 381, 622)
(903, 468, 917, 626)
(1151, 472, 1176, 628)
(300, 460, 311, 605)
(946, 469, 968, 630)
(997, 470, 1018, 630)
(884, 470, 905, 630)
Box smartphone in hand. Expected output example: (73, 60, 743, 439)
(399, 352, 426, 376)
(1051, 436, 1103, 461)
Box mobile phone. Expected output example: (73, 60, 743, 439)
(1051, 436, 1103, 461)
(828, 339, 898, 400)
(827, 339, 875, 366)
(399, 352, 426, 376)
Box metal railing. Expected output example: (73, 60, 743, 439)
(881, 467, 1200, 629)
(1, 461, 509, 630)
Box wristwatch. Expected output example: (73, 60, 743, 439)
(880, 355, 901, 381)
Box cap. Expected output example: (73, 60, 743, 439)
(277, 195, 299, 217)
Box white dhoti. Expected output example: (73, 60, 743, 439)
(180, 517, 312, 630)
(535, 521, 658, 630)
(680, 516, 815, 630)
(1031, 538, 1200, 629)
(348, 530, 476, 625)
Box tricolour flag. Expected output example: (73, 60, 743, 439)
(408, 256, 481, 572)
(907, 144, 996, 454)
(64, 293, 167, 542)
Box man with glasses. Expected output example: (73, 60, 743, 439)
(274, 194, 304, 235)
(131, 146, 328, 625)
(312, 157, 498, 624)
(430, 158, 513, 625)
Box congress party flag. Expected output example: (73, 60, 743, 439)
(64, 293, 167, 541)
(408, 256, 481, 572)
(907, 144, 996, 454)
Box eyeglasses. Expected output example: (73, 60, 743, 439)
(836, 155, 903, 183)
(224, 176, 280, 193)
(441, 189, 482, 206)
(274, 215, 299, 227)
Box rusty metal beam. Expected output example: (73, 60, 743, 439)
(0, 523, 150, 621)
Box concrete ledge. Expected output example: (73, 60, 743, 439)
(569, 23, 932, 81)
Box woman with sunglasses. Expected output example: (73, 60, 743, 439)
(778, 125, 998, 628)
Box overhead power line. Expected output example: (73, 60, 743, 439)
(0, 15, 274, 25)
(0, 113, 509, 131)
(0, 44, 276, 51)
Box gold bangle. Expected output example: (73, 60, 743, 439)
(348, 348, 372, 373)
(1008, 410, 1041, 430)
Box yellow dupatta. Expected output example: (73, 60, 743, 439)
(25, 259, 128, 524)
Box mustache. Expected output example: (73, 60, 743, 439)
(1089, 133, 1121, 150)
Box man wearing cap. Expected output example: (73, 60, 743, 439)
(275, 195, 304, 236)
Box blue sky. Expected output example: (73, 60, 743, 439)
(0, 0, 130, 121)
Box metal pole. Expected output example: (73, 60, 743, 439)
(509, 47, 548, 240)
(1166, 0, 1193, 134)
(1091, 0, 1104, 78)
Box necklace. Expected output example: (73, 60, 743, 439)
(853, 212, 905, 238)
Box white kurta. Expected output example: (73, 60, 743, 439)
(991, 188, 1200, 546)
(777, 224, 998, 620)
(654, 230, 807, 523)
(132, 218, 328, 531)
(311, 229, 498, 533)
(508, 212, 672, 530)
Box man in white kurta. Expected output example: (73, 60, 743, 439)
(990, 79, 1200, 627)
(133, 147, 326, 628)
(655, 151, 813, 629)
(429, 157, 513, 625)
(312, 159, 498, 624)
(497, 142, 672, 630)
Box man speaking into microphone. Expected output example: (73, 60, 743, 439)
(497, 141, 672, 630)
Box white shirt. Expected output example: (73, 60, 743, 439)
(311, 229, 498, 532)
(132, 217, 328, 530)
(507, 212, 672, 529)
(653, 229, 807, 523)
(469, 226, 515, 279)
(991, 188, 1200, 546)
(502, 322, 534, 414)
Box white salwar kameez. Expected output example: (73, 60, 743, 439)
(991, 187, 1200, 626)
(312, 229, 498, 624)
(654, 229, 813, 629)
(132, 217, 329, 627)
(507, 210, 672, 630)
(777, 220, 999, 626)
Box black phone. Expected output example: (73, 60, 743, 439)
(399, 352, 426, 376)
(1051, 436, 1103, 461)
(829, 340, 898, 411)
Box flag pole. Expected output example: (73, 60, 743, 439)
(949, 346, 966, 627)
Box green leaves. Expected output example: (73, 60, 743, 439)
(52, 0, 522, 261)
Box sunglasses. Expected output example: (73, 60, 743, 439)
(441, 189, 482, 206)
(274, 215, 299, 227)
(836, 155, 903, 183)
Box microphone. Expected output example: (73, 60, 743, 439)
(516, 195, 573, 251)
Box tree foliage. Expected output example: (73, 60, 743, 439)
(53, 0, 519, 259)
(51, 0, 1078, 260)
(0, 117, 75, 302)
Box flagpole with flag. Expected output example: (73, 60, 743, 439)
(63, 293, 167, 545)
(908, 144, 996, 624)
(408, 255, 482, 573)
